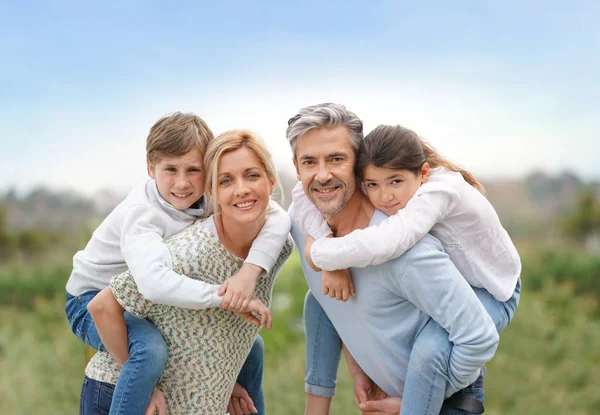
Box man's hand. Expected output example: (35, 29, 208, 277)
(219, 263, 262, 312)
(359, 397, 402, 414)
(234, 297, 272, 330)
(144, 387, 166, 415)
(227, 382, 257, 415)
(352, 372, 399, 415)
(322, 269, 356, 301)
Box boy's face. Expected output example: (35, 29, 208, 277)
(147, 148, 205, 210)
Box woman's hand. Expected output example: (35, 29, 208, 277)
(219, 263, 262, 312)
(322, 269, 356, 301)
(227, 382, 257, 415)
(144, 387, 166, 415)
(234, 297, 272, 330)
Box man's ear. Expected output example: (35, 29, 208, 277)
(420, 162, 431, 184)
(293, 158, 300, 181)
(147, 159, 155, 179)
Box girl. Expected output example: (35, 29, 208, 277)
(293, 124, 521, 414)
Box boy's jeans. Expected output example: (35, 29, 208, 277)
(67, 290, 266, 415)
(303, 280, 521, 414)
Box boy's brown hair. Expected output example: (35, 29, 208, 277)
(146, 112, 214, 163)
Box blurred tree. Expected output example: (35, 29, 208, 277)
(560, 187, 600, 243)
(0, 207, 17, 261)
(18, 229, 49, 258)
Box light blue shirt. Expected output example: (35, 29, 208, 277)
(290, 205, 499, 397)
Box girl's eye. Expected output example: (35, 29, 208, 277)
(391, 179, 403, 185)
(365, 182, 377, 188)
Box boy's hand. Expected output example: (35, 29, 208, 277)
(228, 382, 258, 415)
(234, 297, 272, 330)
(144, 387, 166, 415)
(322, 269, 356, 302)
(218, 263, 262, 312)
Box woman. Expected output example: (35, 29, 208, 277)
(80, 130, 293, 414)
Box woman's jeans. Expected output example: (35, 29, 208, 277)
(304, 280, 521, 414)
(68, 290, 266, 415)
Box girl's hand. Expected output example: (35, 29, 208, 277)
(322, 269, 356, 301)
(304, 236, 322, 272)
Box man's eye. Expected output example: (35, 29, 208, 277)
(302, 160, 314, 166)
(332, 157, 343, 163)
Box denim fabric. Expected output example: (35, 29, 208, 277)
(440, 372, 485, 415)
(400, 281, 521, 415)
(80, 376, 114, 415)
(70, 291, 266, 414)
(67, 291, 168, 415)
(237, 335, 266, 415)
(303, 290, 342, 398)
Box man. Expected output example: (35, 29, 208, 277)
(286, 103, 499, 414)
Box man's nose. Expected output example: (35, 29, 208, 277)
(315, 163, 333, 183)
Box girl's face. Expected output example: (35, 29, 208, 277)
(362, 163, 430, 216)
(213, 146, 274, 226)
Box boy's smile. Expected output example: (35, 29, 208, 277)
(147, 148, 205, 210)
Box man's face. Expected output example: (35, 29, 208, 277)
(294, 126, 357, 216)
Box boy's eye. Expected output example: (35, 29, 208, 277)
(166, 167, 177, 172)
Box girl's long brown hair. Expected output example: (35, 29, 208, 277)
(357, 125, 485, 194)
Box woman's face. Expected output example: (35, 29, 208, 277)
(214, 146, 274, 225)
(362, 164, 429, 216)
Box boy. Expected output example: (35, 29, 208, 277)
(65, 112, 290, 415)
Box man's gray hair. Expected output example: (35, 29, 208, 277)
(286, 103, 364, 157)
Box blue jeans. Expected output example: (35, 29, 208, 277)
(68, 290, 267, 415)
(439, 371, 485, 415)
(401, 280, 520, 415)
(79, 336, 266, 414)
(67, 290, 168, 415)
(303, 280, 520, 414)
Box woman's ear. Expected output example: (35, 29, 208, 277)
(421, 162, 431, 184)
(269, 177, 276, 195)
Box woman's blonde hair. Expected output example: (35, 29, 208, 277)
(204, 129, 280, 213)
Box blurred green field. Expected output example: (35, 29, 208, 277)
(1, 249, 600, 414)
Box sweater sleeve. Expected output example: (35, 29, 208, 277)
(311, 182, 459, 271)
(394, 238, 499, 394)
(245, 200, 292, 274)
(291, 181, 332, 240)
(120, 205, 221, 310)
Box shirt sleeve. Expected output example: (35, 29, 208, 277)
(291, 181, 332, 240)
(245, 200, 292, 274)
(394, 238, 499, 394)
(120, 204, 221, 310)
(110, 272, 154, 319)
(310, 182, 459, 271)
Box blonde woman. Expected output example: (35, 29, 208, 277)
(82, 130, 293, 415)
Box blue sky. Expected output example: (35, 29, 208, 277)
(1, 1, 598, 196)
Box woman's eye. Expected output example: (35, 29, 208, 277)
(219, 178, 231, 185)
(247, 173, 260, 179)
